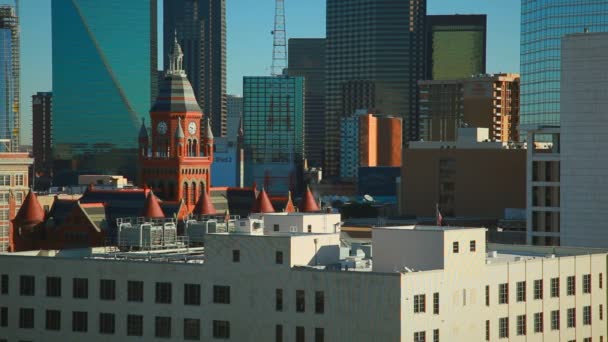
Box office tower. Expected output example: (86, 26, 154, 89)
(164, 0, 227, 137)
(520, 0, 608, 131)
(243, 76, 304, 195)
(325, 0, 426, 177)
(32, 92, 52, 177)
(0, 5, 19, 151)
(425, 15, 486, 80)
(51, 0, 157, 182)
(418, 74, 520, 142)
(226, 95, 242, 142)
(287, 38, 325, 167)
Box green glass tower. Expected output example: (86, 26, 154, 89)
(51, 0, 157, 183)
(243, 76, 304, 195)
(425, 15, 487, 80)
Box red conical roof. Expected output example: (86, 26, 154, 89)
(299, 187, 320, 212)
(141, 192, 165, 218)
(13, 190, 45, 227)
(251, 189, 275, 213)
(284, 191, 296, 213)
(193, 189, 217, 216)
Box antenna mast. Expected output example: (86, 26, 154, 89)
(271, 0, 287, 76)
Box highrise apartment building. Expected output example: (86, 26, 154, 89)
(0, 5, 19, 151)
(520, 0, 608, 131)
(325, 0, 426, 177)
(164, 0, 227, 137)
(51, 0, 157, 181)
(425, 15, 486, 80)
(226, 95, 242, 142)
(32, 92, 52, 177)
(287, 38, 325, 167)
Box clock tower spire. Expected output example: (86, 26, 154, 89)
(139, 38, 213, 206)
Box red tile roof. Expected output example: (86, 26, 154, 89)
(13, 190, 45, 227)
(141, 192, 165, 218)
(192, 189, 217, 215)
(251, 189, 275, 213)
(284, 191, 296, 213)
(299, 187, 320, 213)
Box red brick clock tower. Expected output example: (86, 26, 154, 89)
(139, 35, 214, 205)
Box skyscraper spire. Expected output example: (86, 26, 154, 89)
(168, 30, 185, 76)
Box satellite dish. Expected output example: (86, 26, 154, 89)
(363, 194, 374, 202)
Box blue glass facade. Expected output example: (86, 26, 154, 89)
(520, 0, 608, 129)
(51, 0, 157, 180)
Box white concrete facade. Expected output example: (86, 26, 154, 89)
(0, 226, 606, 341)
(561, 32, 608, 247)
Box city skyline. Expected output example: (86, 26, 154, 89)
(13, 0, 520, 145)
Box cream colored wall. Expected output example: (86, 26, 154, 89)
(262, 213, 341, 234)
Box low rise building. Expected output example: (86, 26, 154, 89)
(0, 152, 32, 252)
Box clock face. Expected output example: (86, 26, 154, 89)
(157, 121, 168, 135)
(188, 121, 197, 135)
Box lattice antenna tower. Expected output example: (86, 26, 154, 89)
(270, 0, 287, 76)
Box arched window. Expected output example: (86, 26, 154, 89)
(191, 182, 197, 205)
(192, 139, 198, 156)
(183, 182, 189, 204)
(200, 181, 205, 197)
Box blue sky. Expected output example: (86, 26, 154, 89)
(13, 0, 520, 144)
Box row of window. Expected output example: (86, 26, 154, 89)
(0, 308, 226, 339)
(493, 274, 600, 305)
(232, 249, 284, 264)
(277, 289, 324, 314)
(452, 240, 476, 253)
(490, 306, 600, 339)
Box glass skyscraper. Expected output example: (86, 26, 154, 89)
(425, 15, 486, 80)
(51, 0, 157, 182)
(0, 5, 19, 151)
(243, 76, 304, 195)
(520, 0, 608, 130)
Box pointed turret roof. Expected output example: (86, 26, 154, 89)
(251, 189, 275, 213)
(175, 117, 185, 139)
(299, 186, 320, 212)
(284, 191, 296, 213)
(192, 189, 217, 216)
(13, 190, 45, 228)
(139, 118, 148, 138)
(205, 118, 214, 140)
(141, 192, 165, 219)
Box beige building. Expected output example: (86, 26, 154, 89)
(0, 211, 606, 341)
(419, 73, 520, 142)
(401, 128, 526, 219)
(0, 152, 32, 252)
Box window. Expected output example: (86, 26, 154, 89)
(99, 313, 115, 334)
(276, 251, 284, 264)
(433, 292, 439, 314)
(499, 283, 508, 304)
(46, 309, 60, 330)
(46, 276, 61, 297)
(551, 310, 560, 330)
(315, 327, 324, 342)
(485, 320, 490, 341)
(213, 320, 230, 339)
(462, 289, 466, 306)
(14, 192, 22, 205)
(127, 280, 143, 302)
(532, 279, 542, 300)
(0, 175, 10, 186)
(432, 329, 439, 342)
(213, 285, 230, 304)
(72, 311, 88, 332)
(315, 291, 324, 314)
(273, 224, 279, 232)
(414, 294, 426, 313)
(600, 273, 604, 289)
(584, 338, 592, 342)
(1, 274, 7, 294)
(127, 314, 143, 336)
(155, 316, 171, 338)
(99, 279, 115, 301)
(534, 312, 543, 333)
(0, 307, 7, 327)
(414, 331, 426, 342)
(14, 174, 24, 186)
(232, 249, 240, 262)
(156, 282, 172, 304)
(485, 285, 489, 306)
(296, 289, 305, 312)
(276, 288, 283, 311)
(276, 324, 283, 342)
(72, 278, 88, 299)
(499, 317, 509, 338)
(601, 304, 604, 320)
(469, 240, 476, 252)
(551, 278, 559, 297)
(516, 281, 526, 302)
(583, 274, 591, 294)
(567, 308, 576, 328)
(567, 276, 575, 296)
(584, 305, 592, 325)
(184, 283, 201, 305)
(452, 241, 459, 253)
(20, 275, 35, 296)
(517, 314, 526, 336)
(307, 225, 312, 233)
(183, 318, 200, 340)
(296, 326, 305, 342)
(19, 308, 34, 329)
